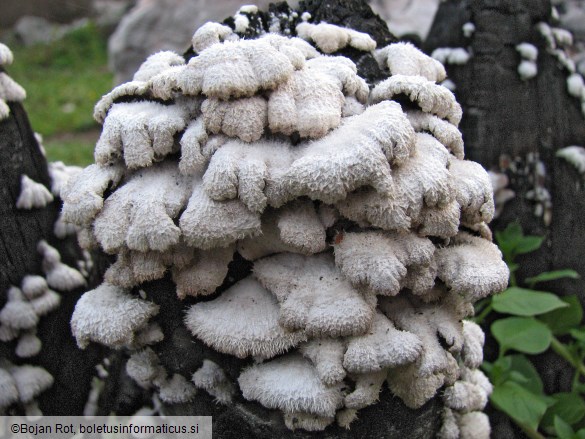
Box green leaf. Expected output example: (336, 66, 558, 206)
(493, 287, 569, 316)
(570, 328, 585, 343)
(555, 416, 576, 439)
(508, 262, 520, 273)
(539, 296, 584, 336)
(577, 429, 585, 439)
(485, 357, 512, 385)
(490, 381, 549, 431)
(515, 235, 545, 255)
(492, 317, 552, 354)
(542, 393, 585, 430)
(526, 270, 581, 287)
(496, 223, 523, 261)
(508, 355, 544, 395)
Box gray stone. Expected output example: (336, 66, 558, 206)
(108, 0, 276, 84)
(13, 16, 89, 47)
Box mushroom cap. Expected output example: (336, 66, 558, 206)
(343, 311, 423, 374)
(21, 275, 49, 299)
(254, 252, 376, 338)
(185, 277, 307, 359)
(126, 348, 164, 389)
(71, 283, 159, 349)
(0, 367, 19, 408)
(10, 365, 54, 403)
(376, 42, 446, 82)
(435, 232, 509, 301)
(15, 332, 42, 358)
(238, 353, 344, 417)
(158, 374, 197, 404)
(0, 291, 39, 330)
(15, 175, 53, 210)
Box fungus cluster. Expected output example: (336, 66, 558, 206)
(0, 43, 26, 121)
(537, 22, 585, 117)
(64, 6, 508, 435)
(1, 42, 90, 414)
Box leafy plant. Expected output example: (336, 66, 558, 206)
(8, 23, 112, 140)
(475, 223, 583, 438)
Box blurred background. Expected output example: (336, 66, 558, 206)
(1, 0, 584, 167)
(0, 0, 444, 166)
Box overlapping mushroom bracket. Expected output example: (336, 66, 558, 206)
(65, 7, 508, 434)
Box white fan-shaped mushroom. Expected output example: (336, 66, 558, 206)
(237, 203, 327, 261)
(15, 175, 53, 209)
(281, 101, 415, 204)
(202, 139, 295, 212)
(61, 163, 125, 226)
(126, 347, 165, 389)
(21, 275, 48, 300)
(443, 380, 488, 412)
(71, 283, 159, 349)
(47, 161, 83, 197)
(406, 110, 464, 159)
(299, 339, 346, 386)
(295, 22, 376, 53)
(38, 240, 85, 291)
(344, 370, 387, 409)
(0, 72, 26, 102)
(254, 253, 376, 337)
(158, 374, 197, 404)
(375, 42, 446, 82)
(0, 287, 38, 330)
(29, 289, 61, 316)
(202, 96, 267, 142)
(238, 353, 344, 417)
(0, 43, 14, 65)
(450, 158, 495, 226)
(185, 277, 307, 359)
(343, 311, 422, 374)
(334, 230, 435, 296)
(10, 365, 54, 403)
(371, 75, 462, 125)
(0, 366, 19, 408)
(438, 408, 460, 439)
(268, 56, 368, 138)
(172, 245, 234, 298)
(557, 146, 585, 174)
(133, 51, 185, 82)
(380, 295, 464, 407)
(338, 133, 453, 235)
(191, 359, 235, 403)
(461, 320, 485, 368)
(93, 51, 186, 123)
(179, 183, 262, 249)
(93, 162, 191, 253)
(150, 36, 308, 100)
(276, 200, 328, 253)
(458, 411, 491, 439)
(15, 331, 42, 358)
(435, 232, 509, 301)
(192, 22, 238, 53)
(95, 101, 189, 168)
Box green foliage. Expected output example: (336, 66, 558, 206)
(477, 223, 583, 438)
(492, 317, 552, 355)
(7, 23, 112, 139)
(45, 137, 96, 167)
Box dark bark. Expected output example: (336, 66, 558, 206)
(424, 0, 585, 298)
(425, 0, 585, 433)
(0, 88, 102, 415)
